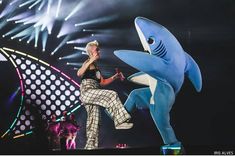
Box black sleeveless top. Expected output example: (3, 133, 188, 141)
(81, 68, 101, 82)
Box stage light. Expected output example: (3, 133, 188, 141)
(0, 20, 8, 30)
(0, 4, 14, 18)
(19, 0, 36, 8)
(0, 0, 2, 4)
(19, 34, 31, 42)
(11, 26, 34, 39)
(47, 0, 52, 15)
(3, 25, 27, 38)
(34, 26, 40, 48)
(51, 36, 70, 55)
(82, 29, 96, 32)
(42, 31, 48, 52)
(38, 0, 45, 11)
(27, 32, 35, 44)
(74, 46, 86, 51)
(58, 52, 82, 60)
(28, 0, 41, 9)
(75, 14, 119, 27)
(65, 62, 83, 67)
(21, 16, 40, 25)
(10, 0, 19, 6)
(57, 21, 79, 38)
(64, 1, 86, 21)
(66, 39, 80, 44)
(6, 12, 31, 22)
(56, 0, 62, 18)
(67, 37, 93, 45)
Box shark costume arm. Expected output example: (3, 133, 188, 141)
(114, 50, 168, 83)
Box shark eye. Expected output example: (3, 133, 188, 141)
(147, 37, 154, 45)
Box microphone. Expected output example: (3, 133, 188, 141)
(115, 68, 125, 81)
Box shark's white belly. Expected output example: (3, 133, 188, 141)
(148, 75, 157, 104)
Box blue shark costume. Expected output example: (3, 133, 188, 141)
(114, 17, 202, 148)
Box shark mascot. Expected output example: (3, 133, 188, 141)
(114, 17, 202, 150)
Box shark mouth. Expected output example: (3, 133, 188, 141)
(152, 40, 167, 57)
(135, 23, 151, 53)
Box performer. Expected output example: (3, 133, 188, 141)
(46, 114, 61, 150)
(59, 111, 69, 151)
(67, 113, 80, 150)
(77, 40, 133, 150)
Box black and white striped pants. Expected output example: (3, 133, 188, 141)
(80, 79, 131, 149)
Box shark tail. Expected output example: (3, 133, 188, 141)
(184, 52, 202, 92)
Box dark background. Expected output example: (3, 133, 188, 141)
(0, 0, 235, 154)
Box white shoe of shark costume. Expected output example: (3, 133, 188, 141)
(114, 17, 202, 149)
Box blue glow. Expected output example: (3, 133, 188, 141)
(26, 131, 33, 135)
(7, 87, 20, 107)
(29, 0, 41, 9)
(47, 0, 52, 15)
(34, 26, 40, 47)
(10, 0, 20, 6)
(6, 12, 31, 22)
(73, 46, 86, 51)
(51, 35, 70, 55)
(64, 1, 86, 21)
(19, 34, 31, 42)
(19, 0, 36, 8)
(38, 0, 46, 11)
(75, 14, 119, 27)
(11, 26, 34, 39)
(65, 62, 83, 67)
(0, 3, 17, 18)
(3, 25, 26, 37)
(27, 31, 35, 44)
(56, 0, 62, 18)
(42, 31, 48, 52)
(59, 51, 82, 60)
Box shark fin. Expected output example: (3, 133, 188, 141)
(184, 52, 202, 92)
(128, 72, 150, 86)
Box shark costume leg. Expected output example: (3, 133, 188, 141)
(149, 81, 179, 145)
(124, 87, 151, 112)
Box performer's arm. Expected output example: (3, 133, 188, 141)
(77, 54, 99, 77)
(100, 73, 120, 86)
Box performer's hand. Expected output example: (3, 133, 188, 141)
(89, 53, 99, 63)
(115, 68, 125, 81)
(118, 72, 125, 81)
(111, 73, 119, 80)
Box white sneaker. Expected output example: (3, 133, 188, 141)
(115, 122, 133, 129)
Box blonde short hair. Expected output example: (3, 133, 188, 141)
(85, 40, 99, 56)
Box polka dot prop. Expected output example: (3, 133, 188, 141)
(0, 47, 81, 139)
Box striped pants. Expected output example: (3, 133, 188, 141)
(84, 104, 100, 150)
(80, 79, 131, 149)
